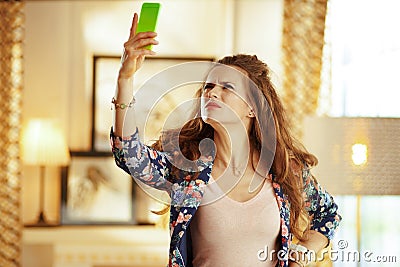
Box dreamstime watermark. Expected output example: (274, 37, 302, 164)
(257, 240, 398, 264)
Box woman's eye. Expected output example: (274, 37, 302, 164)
(223, 83, 234, 90)
(203, 82, 234, 91)
(203, 83, 215, 91)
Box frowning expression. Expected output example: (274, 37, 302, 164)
(200, 65, 254, 127)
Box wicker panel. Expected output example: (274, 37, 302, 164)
(0, 1, 24, 267)
(281, 3, 331, 267)
(281, 0, 328, 139)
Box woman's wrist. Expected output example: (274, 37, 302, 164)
(115, 77, 134, 101)
(117, 74, 133, 83)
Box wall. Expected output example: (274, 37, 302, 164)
(23, 1, 73, 224)
(22, 0, 283, 224)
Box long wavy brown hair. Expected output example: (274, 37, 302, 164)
(152, 54, 317, 241)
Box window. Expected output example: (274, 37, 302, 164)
(319, 0, 400, 117)
(319, 1, 400, 266)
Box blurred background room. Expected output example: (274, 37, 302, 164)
(0, 0, 399, 267)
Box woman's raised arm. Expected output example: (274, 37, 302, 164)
(110, 13, 172, 192)
(113, 12, 158, 137)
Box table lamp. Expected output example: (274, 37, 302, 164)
(21, 119, 70, 225)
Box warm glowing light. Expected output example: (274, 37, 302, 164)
(351, 143, 367, 166)
(21, 119, 70, 166)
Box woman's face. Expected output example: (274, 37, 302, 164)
(200, 65, 254, 127)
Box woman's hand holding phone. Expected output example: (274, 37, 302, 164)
(113, 4, 159, 137)
(119, 12, 158, 79)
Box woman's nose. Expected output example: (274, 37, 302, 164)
(207, 85, 222, 98)
(209, 90, 218, 98)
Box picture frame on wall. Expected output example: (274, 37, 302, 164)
(60, 151, 136, 225)
(91, 55, 214, 152)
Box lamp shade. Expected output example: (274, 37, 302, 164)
(303, 117, 400, 195)
(21, 119, 70, 166)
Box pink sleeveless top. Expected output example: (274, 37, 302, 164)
(190, 176, 280, 266)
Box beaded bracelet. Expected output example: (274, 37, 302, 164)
(289, 243, 309, 254)
(111, 97, 135, 109)
(289, 243, 309, 267)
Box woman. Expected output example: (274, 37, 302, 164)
(111, 13, 341, 267)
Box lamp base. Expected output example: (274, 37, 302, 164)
(24, 166, 60, 227)
(24, 211, 60, 227)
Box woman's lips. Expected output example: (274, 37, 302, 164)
(205, 101, 221, 109)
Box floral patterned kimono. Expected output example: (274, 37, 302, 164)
(111, 128, 342, 267)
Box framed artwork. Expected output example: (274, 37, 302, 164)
(91, 55, 214, 152)
(60, 151, 136, 225)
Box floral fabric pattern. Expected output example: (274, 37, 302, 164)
(110, 129, 342, 267)
(302, 168, 342, 239)
(111, 128, 172, 192)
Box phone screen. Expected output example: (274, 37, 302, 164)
(137, 3, 160, 33)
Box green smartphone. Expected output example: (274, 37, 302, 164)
(136, 2, 161, 50)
